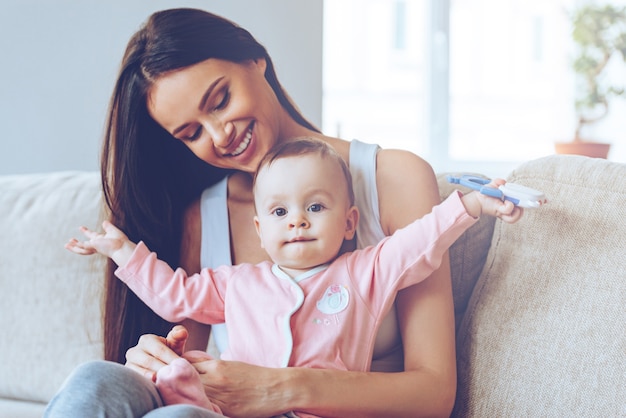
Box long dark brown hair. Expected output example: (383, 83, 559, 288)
(102, 8, 319, 363)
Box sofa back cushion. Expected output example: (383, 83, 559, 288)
(0, 171, 105, 404)
(437, 173, 496, 331)
(454, 155, 626, 416)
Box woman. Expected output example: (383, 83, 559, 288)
(46, 8, 456, 418)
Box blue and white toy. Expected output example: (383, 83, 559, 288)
(447, 175, 547, 209)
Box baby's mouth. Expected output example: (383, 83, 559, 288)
(287, 236, 314, 243)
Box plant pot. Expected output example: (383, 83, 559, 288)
(554, 141, 611, 159)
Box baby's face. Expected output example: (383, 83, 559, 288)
(253, 154, 357, 275)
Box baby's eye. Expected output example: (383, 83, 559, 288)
(272, 208, 287, 217)
(308, 203, 324, 213)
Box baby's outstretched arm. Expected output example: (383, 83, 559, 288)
(65, 220, 136, 266)
(461, 178, 524, 223)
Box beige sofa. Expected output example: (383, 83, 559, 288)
(1, 155, 624, 417)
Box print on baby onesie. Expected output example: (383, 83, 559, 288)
(316, 284, 350, 315)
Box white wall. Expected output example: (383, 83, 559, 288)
(0, 0, 322, 175)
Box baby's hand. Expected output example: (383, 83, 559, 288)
(66, 220, 136, 264)
(462, 179, 524, 224)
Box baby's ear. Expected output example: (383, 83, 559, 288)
(344, 206, 359, 240)
(253, 216, 264, 248)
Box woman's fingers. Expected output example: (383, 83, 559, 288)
(165, 325, 189, 356)
(121, 327, 195, 383)
(124, 333, 182, 377)
(183, 350, 215, 363)
(123, 359, 158, 382)
(193, 360, 280, 417)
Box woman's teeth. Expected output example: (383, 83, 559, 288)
(231, 127, 252, 156)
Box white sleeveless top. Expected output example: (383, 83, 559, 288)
(200, 139, 403, 371)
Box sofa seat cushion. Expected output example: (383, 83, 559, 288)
(0, 399, 46, 418)
(454, 155, 626, 416)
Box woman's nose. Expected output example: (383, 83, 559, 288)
(202, 117, 234, 150)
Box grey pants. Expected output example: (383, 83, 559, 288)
(43, 360, 224, 418)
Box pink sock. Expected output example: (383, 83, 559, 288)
(156, 358, 222, 414)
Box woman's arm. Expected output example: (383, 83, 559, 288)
(379, 149, 457, 416)
(192, 355, 452, 418)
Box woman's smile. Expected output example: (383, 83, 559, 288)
(228, 122, 254, 157)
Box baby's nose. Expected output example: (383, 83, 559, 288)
(289, 216, 310, 229)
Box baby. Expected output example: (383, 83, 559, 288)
(67, 137, 522, 416)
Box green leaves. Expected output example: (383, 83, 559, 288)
(571, 4, 626, 135)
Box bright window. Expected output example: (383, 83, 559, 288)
(322, 0, 429, 157)
(448, 0, 575, 166)
(323, 0, 626, 176)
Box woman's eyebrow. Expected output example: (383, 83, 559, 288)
(172, 76, 225, 135)
(198, 76, 225, 111)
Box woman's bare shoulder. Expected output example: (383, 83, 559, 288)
(376, 148, 435, 184)
(375, 148, 440, 233)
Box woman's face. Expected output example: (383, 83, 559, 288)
(147, 58, 283, 173)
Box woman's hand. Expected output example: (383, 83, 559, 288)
(184, 354, 292, 418)
(124, 325, 189, 381)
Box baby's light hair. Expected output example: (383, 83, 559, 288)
(253, 137, 355, 206)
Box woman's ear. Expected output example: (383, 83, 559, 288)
(251, 57, 267, 74)
(344, 206, 359, 240)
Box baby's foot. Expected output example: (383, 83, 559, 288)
(156, 358, 222, 414)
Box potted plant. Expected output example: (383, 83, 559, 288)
(555, 3, 626, 158)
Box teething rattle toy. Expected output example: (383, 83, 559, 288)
(447, 175, 547, 209)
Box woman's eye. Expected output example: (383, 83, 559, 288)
(308, 203, 323, 213)
(273, 208, 287, 217)
(214, 89, 230, 110)
(183, 126, 202, 142)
